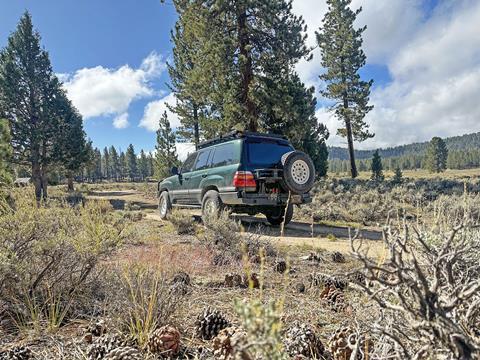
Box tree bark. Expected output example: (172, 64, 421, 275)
(345, 118, 358, 178)
(67, 172, 74, 192)
(40, 164, 48, 201)
(237, 6, 256, 132)
(32, 159, 42, 206)
(193, 104, 200, 150)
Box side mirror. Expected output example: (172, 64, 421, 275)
(170, 166, 179, 176)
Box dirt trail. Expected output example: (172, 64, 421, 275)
(87, 190, 382, 243)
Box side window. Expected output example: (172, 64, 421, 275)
(193, 149, 211, 171)
(181, 152, 197, 173)
(211, 142, 240, 167)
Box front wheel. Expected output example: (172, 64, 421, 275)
(158, 191, 171, 220)
(265, 204, 294, 226)
(201, 190, 223, 221)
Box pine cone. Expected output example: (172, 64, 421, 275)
(84, 319, 108, 343)
(308, 273, 347, 290)
(242, 273, 260, 289)
(0, 345, 32, 360)
(331, 251, 346, 263)
(320, 286, 346, 311)
(103, 347, 141, 360)
(212, 326, 249, 360)
(87, 334, 136, 360)
(171, 271, 191, 286)
(284, 322, 325, 358)
(328, 327, 372, 360)
(225, 273, 242, 287)
(196, 307, 231, 340)
(147, 325, 181, 356)
(273, 259, 287, 273)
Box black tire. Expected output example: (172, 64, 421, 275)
(201, 190, 223, 220)
(265, 204, 294, 226)
(281, 151, 315, 194)
(158, 191, 171, 220)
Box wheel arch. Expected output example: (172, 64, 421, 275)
(201, 185, 219, 200)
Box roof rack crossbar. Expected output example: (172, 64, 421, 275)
(198, 130, 287, 149)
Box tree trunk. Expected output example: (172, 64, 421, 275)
(345, 119, 357, 178)
(40, 164, 48, 201)
(343, 79, 357, 178)
(32, 160, 42, 205)
(193, 104, 200, 150)
(67, 172, 74, 192)
(237, 6, 256, 132)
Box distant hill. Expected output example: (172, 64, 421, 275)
(328, 132, 480, 160)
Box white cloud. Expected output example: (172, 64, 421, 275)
(63, 52, 166, 120)
(293, 0, 480, 149)
(358, 0, 480, 149)
(139, 93, 180, 131)
(113, 113, 129, 129)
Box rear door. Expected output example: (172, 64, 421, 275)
(173, 151, 198, 203)
(186, 148, 212, 204)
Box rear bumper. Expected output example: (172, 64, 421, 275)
(220, 191, 311, 206)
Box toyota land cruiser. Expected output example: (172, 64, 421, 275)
(157, 131, 315, 226)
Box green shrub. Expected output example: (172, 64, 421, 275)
(0, 191, 124, 332)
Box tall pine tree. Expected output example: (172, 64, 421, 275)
(155, 111, 179, 180)
(138, 149, 149, 181)
(316, 0, 374, 178)
(53, 92, 89, 191)
(126, 144, 137, 181)
(109, 146, 120, 181)
(425, 137, 448, 173)
(0, 12, 66, 201)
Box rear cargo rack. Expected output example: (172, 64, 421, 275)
(198, 130, 288, 149)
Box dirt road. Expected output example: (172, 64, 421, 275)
(88, 189, 383, 241)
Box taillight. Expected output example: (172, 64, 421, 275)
(233, 171, 257, 191)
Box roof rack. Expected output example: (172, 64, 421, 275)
(198, 130, 288, 149)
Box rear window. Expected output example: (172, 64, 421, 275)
(247, 140, 293, 166)
(211, 141, 241, 167)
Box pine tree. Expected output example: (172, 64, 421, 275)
(177, 0, 309, 133)
(155, 111, 179, 180)
(316, 0, 374, 178)
(425, 137, 448, 173)
(392, 166, 403, 184)
(126, 144, 137, 181)
(109, 146, 120, 181)
(102, 147, 110, 180)
(0, 12, 66, 201)
(0, 118, 12, 185)
(119, 151, 127, 181)
(93, 148, 102, 182)
(371, 150, 384, 181)
(138, 149, 149, 181)
(53, 92, 89, 191)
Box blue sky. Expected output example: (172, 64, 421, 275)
(1, 0, 479, 155)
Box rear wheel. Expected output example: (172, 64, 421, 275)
(201, 190, 223, 221)
(265, 204, 294, 226)
(158, 191, 171, 220)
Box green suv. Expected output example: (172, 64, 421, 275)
(157, 131, 315, 225)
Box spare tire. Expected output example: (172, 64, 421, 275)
(281, 151, 315, 194)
